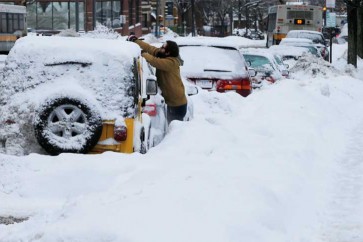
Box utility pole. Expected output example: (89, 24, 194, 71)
(238, 0, 241, 28)
(345, 0, 360, 67)
(191, 0, 195, 36)
(245, 0, 249, 37)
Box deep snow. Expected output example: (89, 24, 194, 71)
(1, 33, 363, 242)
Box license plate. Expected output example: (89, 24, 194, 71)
(196, 79, 213, 89)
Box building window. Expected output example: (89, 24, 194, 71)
(27, 1, 85, 31)
(96, 0, 121, 28)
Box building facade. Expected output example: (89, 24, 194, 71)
(0, 0, 151, 36)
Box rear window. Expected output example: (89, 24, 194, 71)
(179, 46, 248, 78)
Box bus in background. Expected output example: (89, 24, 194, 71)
(266, 3, 323, 47)
(0, 4, 27, 53)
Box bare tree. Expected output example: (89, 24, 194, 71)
(344, 0, 362, 67)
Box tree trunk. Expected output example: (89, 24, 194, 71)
(357, 6, 363, 59)
(347, 4, 357, 67)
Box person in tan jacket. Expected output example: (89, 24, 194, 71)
(127, 35, 187, 124)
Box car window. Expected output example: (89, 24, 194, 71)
(273, 55, 283, 65)
(243, 54, 275, 71)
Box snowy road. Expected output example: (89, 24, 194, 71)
(319, 121, 363, 242)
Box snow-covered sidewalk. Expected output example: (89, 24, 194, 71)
(318, 120, 363, 242)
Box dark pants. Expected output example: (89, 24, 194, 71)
(167, 103, 187, 124)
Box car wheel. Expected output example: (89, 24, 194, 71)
(34, 97, 102, 155)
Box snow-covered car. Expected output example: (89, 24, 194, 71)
(0, 36, 196, 155)
(271, 54, 289, 78)
(242, 52, 283, 88)
(269, 44, 315, 61)
(279, 38, 323, 59)
(175, 37, 253, 97)
(285, 30, 329, 61)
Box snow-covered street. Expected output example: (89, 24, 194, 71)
(319, 121, 363, 242)
(1, 36, 363, 241)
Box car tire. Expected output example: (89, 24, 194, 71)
(34, 97, 103, 155)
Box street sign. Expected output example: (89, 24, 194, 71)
(326, 11, 336, 27)
(326, 0, 335, 8)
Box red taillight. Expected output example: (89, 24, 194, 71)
(143, 103, 157, 116)
(216, 79, 251, 92)
(265, 76, 276, 83)
(114, 125, 127, 142)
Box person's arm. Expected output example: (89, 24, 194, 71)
(135, 40, 160, 56)
(141, 53, 175, 72)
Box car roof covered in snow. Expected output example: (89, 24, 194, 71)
(287, 30, 322, 35)
(9, 36, 140, 65)
(280, 38, 314, 44)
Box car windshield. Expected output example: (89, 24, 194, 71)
(179, 46, 248, 78)
(243, 54, 275, 72)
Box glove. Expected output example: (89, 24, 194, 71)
(127, 35, 137, 42)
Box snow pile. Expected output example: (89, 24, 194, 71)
(1, 72, 363, 241)
(82, 24, 122, 39)
(289, 54, 341, 78)
(1, 36, 363, 242)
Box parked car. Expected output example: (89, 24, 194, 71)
(175, 37, 253, 97)
(0, 36, 197, 155)
(268, 44, 317, 69)
(334, 23, 348, 44)
(285, 30, 329, 61)
(271, 54, 289, 78)
(279, 38, 322, 58)
(242, 52, 283, 87)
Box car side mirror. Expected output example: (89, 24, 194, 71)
(186, 85, 199, 96)
(248, 67, 256, 77)
(146, 78, 158, 95)
(246, 61, 251, 67)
